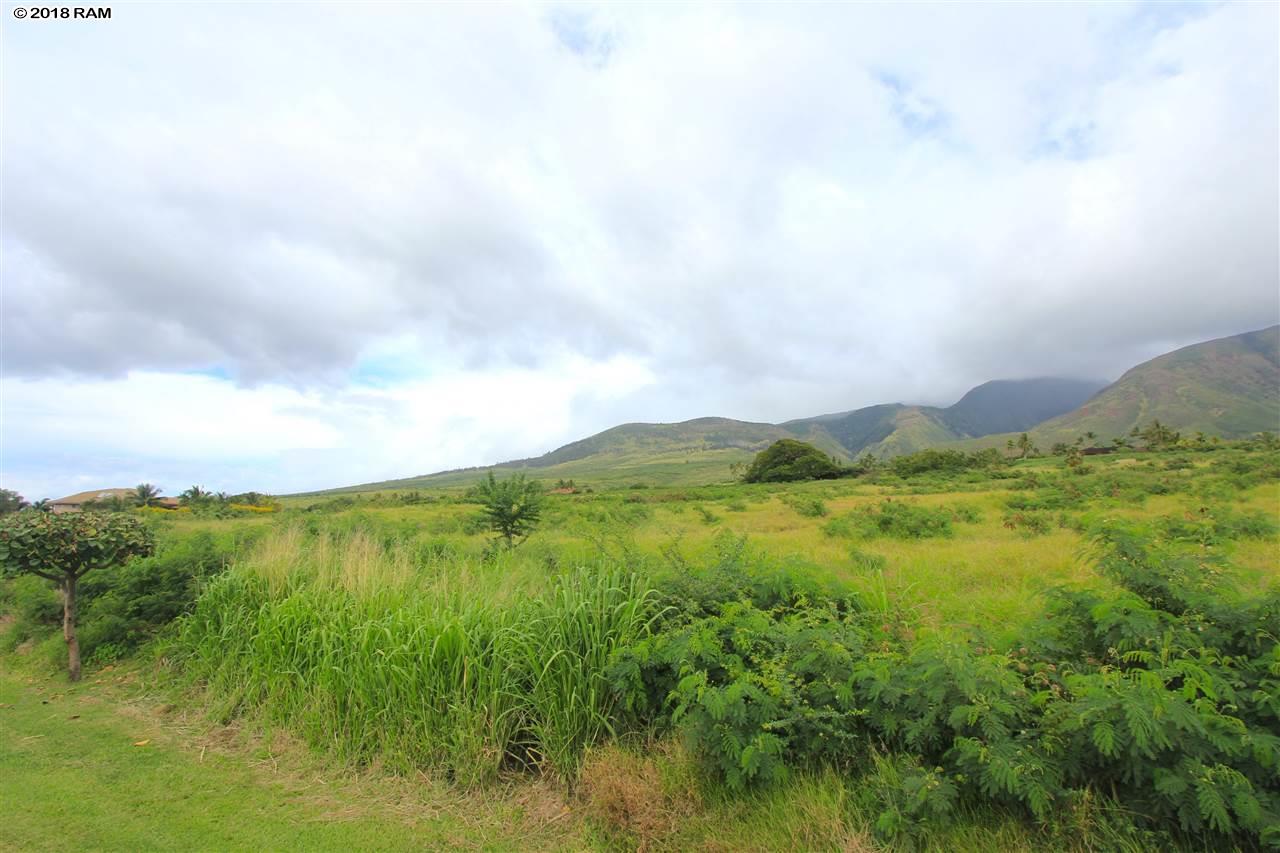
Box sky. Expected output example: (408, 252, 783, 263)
(2, 1, 1278, 499)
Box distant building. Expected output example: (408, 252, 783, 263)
(48, 488, 138, 513)
(47, 488, 178, 512)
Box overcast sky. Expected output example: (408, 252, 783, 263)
(2, 2, 1277, 499)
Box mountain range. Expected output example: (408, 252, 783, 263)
(321, 325, 1279, 492)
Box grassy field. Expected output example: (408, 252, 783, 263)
(2, 443, 1277, 850)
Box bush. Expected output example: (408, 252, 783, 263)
(1156, 506, 1279, 546)
(1001, 510, 1052, 537)
(611, 525, 1280, 847)
(889, 448, 1004, 478)
(946, 503, 983, 524)
(824, 501, 953, 540)
(783, 494, 828, 518)
(76, 531, 233, 659)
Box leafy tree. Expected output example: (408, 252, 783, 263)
(133, 483, 162, 508)
(0, 512, 154, 680)
(742, 440, 843, 483)
(474, 472, 544, 548)
(30, 499, 51, 512)
(0, 489, 28, 515)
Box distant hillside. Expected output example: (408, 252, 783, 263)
(1027, 325, 1279, 446)
(942, 378, 1106, 436)
(781, 378, 1106, 459)
(320, 378, 1103, 493)
(940, 326, 1280, 454)
(516, 417, 847, 468)
(313, 326, 1277, 495)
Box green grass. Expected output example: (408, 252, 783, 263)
(166, 528, 655, 784)
(0, 662, 1152, 853)
(0, 663, 586, 851)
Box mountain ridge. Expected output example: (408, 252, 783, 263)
(309, 325, 1277, 494)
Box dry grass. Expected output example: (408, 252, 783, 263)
(579, 741, 701, 851)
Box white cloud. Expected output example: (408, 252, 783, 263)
(1, 1, 1276, 495)
(0, 354, 654, 498)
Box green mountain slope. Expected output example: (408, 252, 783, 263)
(322, 380, 1101, 493)
(941, 326, 1280, 454)
(1028, 325, 1279, 446)
(781, 378, 1105, 459)
(313, 327, 1276, 494)
(321, 418, 849, 493)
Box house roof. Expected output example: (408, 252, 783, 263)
(49, 488, 138, 505)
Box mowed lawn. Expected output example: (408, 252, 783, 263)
(0, 665, 582, 852)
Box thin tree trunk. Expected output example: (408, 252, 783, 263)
(62, 575, 80, 682)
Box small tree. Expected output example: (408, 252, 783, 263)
(0, 489, 28, 515)
(0, 512, 153, 680)
(474, 472, 544, 548)
(1014, 433, 1037, 459)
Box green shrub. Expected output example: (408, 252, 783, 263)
(611, 523, 1280, 848)
(75, 531, 233, 657)
(946, 503, 983, 524)
(1001, 510, 1052, 537)
(1, 574, 62, 649)
(1157, 506, 1279, 546)
(889, 448, 1004, 478)
(824, 501, 953, 540)
(848, 548, 887, 572)
(783, 495, 828, 518)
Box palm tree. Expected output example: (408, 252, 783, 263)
(133, 483, 161, 508)
(179, 485, 209, 506)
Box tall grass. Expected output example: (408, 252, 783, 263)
(168, 527, 656, 784)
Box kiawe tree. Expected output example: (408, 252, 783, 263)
(0, 512, 154, 680)
(742, 439, 843, 483)
(474, 471, 545, 548)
